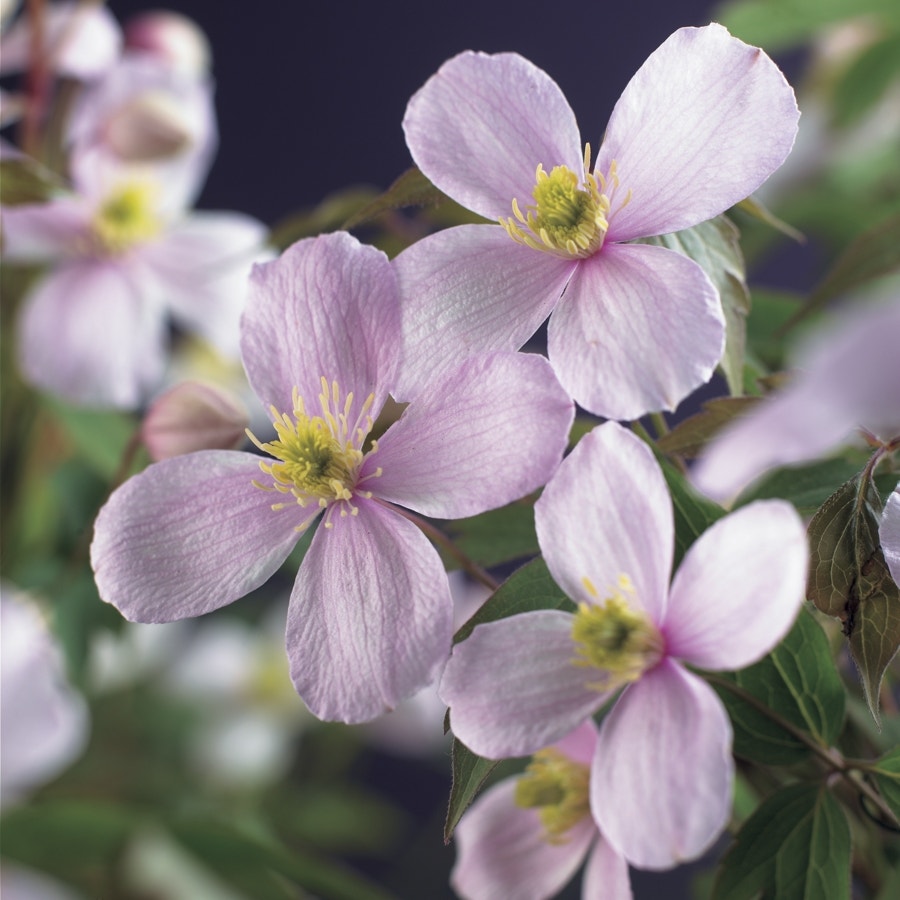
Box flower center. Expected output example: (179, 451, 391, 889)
(247, 377, 382, 530)
(514, 748, 590, 844)
(92, 182, 162, 254)
(571, 574, 663, 689)
(501, 145, 627, 259)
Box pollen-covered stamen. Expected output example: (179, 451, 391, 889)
(501, 144, 629, 259)
(92, 182, 162, 254)
(246, 378, 382, 529)
(571, 573, 663, 689)
(514, 748, 590, 844)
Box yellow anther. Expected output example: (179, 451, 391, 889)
(92, 182, 162, 253)
(514, 748, 590, 843)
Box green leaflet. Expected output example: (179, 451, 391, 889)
(806, 472, 900, 725)
(713, 783, 851, 900)
(712, 608, 845, 765)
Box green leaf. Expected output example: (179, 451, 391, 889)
(266, 187, 381, 250)
(832, 34, 900, 128)
(641, 216, 750, 395)
(713, 783, 851, 900)
(168, 816, 396, 900)
(444, 739, 501, 842)
(738, 458, 865, 516)
(781, 213, 900, 332)
(452, 556, 572, 646)
(656, 397, 760, 458)
(736, 196, 805, 242)
(444, 500, 540, 568)
(870, 746, 900, 823)
(806, 472, 900, 724)
(712, 608, 846, 765)
(0, 158, 66, 206)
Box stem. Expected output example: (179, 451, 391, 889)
(21, 0, 50, 159)
(387, 506, 499, 593)
(704, 673, 900, 829)
(649, 411, 669, 438)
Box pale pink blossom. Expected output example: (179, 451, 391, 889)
(453, 720, 631, 900)
(395, 24, 798, 420)
(881, 487, 900, 589)
(693, 297, 900, 504)
(440, 422, 807, 868)
(91, 232, 574, 724)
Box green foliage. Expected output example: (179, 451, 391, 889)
(713, 783, 851, 900)
(641, 216, 750, 396)
(806, 471, 900, 724)
(713, 608, 846, 765)
(870, 746, 900, 823)
(444, 499, 540, 568)
(0, 158, 66, 206)
(657, 397, 760, 458)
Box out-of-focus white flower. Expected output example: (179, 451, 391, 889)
(1, 587, 88, 808)
(123, 10, 211, 77)
(0, 1, 121, 80)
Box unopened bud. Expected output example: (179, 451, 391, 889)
(124, 11, 211, 76)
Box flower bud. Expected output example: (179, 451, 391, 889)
(124, 10, 211, 76)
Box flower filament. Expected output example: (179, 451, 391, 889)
(514, 748, 590, 843)
(247, 377, 382, 530)
(571, 574, 663, 689)
(92, 181, 162, 254)
(501, 144, 629, 259)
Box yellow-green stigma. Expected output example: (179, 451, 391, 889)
(514, 748, 590, 844)
(92, 182, 161, 254)
(571, 575, 663, 687)
(501, 145, 626, 259)
(247, 378, 381, 530)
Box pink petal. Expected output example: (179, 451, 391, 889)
(144, 210, 270, 358)
(882, 487, 900, 589)
(439, 611, 606, 759)
(1, 199, 91, 262)
(287, 500, 453, 723)
(371, 351, 572, 519)
(91, 451, 303, 623)
(17, 260, 168, 408)
(535, 423, 672, 624)
(451, 778, 596, 900)
(597, 24, 799, 242)
(403, 51, 583, 221)
(242, 233, 400, 417)
(392, 224, 573, 401)
(582, 837, 633, 900)
(591, 661, 733, 869)
(665, 500, 808, 670)
(547, 244, 724, 420)
(554, 718, 600, 767)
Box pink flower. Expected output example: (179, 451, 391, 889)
(91, 232, 574, 724)
(2, 148, 267, 408)
(693, 297, 900, 503)
(394, 24, 798, 420)
(881, 487, 900, 589)
(440, 422, 807, 868)
(453, 720, 631, 900)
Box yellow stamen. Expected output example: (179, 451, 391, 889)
(500, 145, 629, 259)
(514, 748, 590, 843)
(246, 378, 381, 530)
(92, 182, 162, 254)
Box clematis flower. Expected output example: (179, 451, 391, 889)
(692, 296, 900, 504)
(881, 486, 900, 590)
(453, 720, 632, 900)
(91, 232, 574, 724)
(1, 148, 268, 408)
(440, 422, 807, 868)
(394, 24, 799, 420)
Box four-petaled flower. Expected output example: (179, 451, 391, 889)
(91, 232, 574, 724)
(394, 24, 799, 420)
(440, 422, 807, 868)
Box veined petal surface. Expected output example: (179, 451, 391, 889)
(91, 451, 303, 622)
(287, 500, 453, 723)
(547, 243, 724, 420)
(451, 778, 596, 900)
(17, 259, 167, 408)
(393, 224, 573, 401)
(591, 661, 733, 869)
(403, 51, 583, 221)
(440, 611, 604, 759)
(665, 501, 807, 670)
(598, 24, 799, 242)
(372, 351, 572, 519)
(535, 423, 672, 623)
(242, 232, 400, 416)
